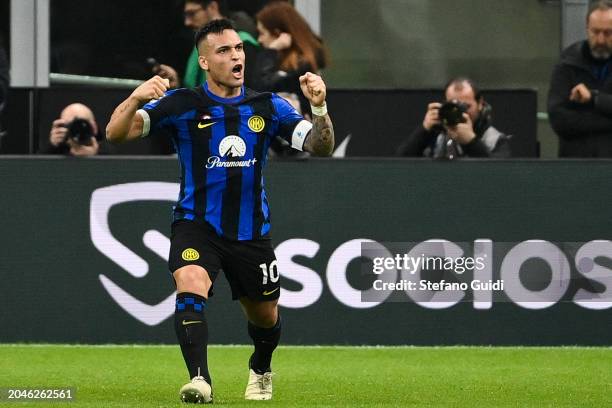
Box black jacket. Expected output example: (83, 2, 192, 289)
(252, 48, 325, 115)
(0, 45, 8, 110)
(396, 125, 511, 158)
(0, 45, 8, 142)
(548, 41, 612, 157)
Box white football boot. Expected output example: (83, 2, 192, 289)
(244, 369, 273, 400)
(179, 376, 213, 404)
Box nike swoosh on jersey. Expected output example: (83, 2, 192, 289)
(262, 288, 280, 296)
(182, 320, 203, 326)
(198, 121, 216, 129)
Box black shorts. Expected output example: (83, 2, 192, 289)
(169, 220, 280, 301)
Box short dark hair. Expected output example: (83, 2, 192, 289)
(444, 77, 482, 101)
(587, 0, 612, 21)
(194, 18, 236, 49)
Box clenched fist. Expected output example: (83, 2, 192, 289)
(131, 76, 170, 103)
(299, 72, 326, 107)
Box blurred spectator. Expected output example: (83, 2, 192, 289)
(396, 78, 511, 159)
(155, 0, 260, 88)
(548, 0, 612, 157)
(0, 40, 7, 111)
(227, 0, 277, 21)
(41, 103, 104, 156)
(254, 1, 329, 116)
(0, 37, 8, 146)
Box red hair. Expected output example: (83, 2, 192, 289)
(256, 2, 328, 72)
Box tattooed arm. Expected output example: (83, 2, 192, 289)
(299, 72, 335, 156)
(106, 76, 168, 143)
(303, 113, 334, 156)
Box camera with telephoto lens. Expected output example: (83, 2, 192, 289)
(64, 118, 94, 145)
(438, 101, 469, 127)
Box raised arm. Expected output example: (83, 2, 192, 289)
(106, 76, 169, 143)
(299, 72, 335, 156)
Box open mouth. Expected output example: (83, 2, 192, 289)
(232, 64, 243, 77)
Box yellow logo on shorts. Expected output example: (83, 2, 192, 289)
(181, 248, 200, 261)
(248, 116, 265, 132)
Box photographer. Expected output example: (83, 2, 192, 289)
(41, 103, 103, 156)
(396, 78, 511, 159)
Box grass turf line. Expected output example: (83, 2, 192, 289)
(0, 345, 610, 407)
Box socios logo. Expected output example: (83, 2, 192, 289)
(218, 135, 247, 158)
(248, 115, 265, 132)
(182, 248, 200, 261)
(90, 183, 612, 329)
(90, 182, 180, 326)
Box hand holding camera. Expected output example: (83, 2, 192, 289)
(51, 118, 96, 145)
(49, 119, 69, 147)
(445, 112, 476, 145)
(49, 117, 99, 156)
(425, 100, 476, 145)
(423, 102, 442, 131)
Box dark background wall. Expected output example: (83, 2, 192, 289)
(1, 88, 537, 156)
(0, 158, 610, 345)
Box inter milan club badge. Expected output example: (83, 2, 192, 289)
(248, 115, 265, 133)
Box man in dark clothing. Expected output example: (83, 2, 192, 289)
(548, 0, 612, 157)
(155, 0, 260, 89)
(0, 42, 7, 148)
(0, 44, 8, 111)
(397, 77, 511, 159)
(41, 103, 103, 156)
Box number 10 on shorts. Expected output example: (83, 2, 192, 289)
(259, 260, 279, 284)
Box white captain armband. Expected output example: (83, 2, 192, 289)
(291, 120, 313, 151)
(136, 109, 151, 138)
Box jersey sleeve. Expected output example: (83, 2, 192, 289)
(271, 94, 313, 151)
(136, 89, 181, 137)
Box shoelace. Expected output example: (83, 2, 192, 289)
(192, 376, 206, 383)
(247, 372, 273, 389)
(261, 373, 273, 390)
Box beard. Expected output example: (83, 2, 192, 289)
(590, 44, 612, 60)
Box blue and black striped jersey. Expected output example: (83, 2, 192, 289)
(137, 83, 312, 241)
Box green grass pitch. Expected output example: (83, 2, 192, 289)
(0, 345, 611, 407)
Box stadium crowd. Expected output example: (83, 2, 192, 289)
(1, 0, 612, 159)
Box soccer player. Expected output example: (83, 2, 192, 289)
(106, 19, 334, 403)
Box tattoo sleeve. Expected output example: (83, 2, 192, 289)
(106, 96, 143, 143)
(303, 114, 335, 156)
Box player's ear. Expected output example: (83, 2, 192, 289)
(199, 55, 208, 71)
